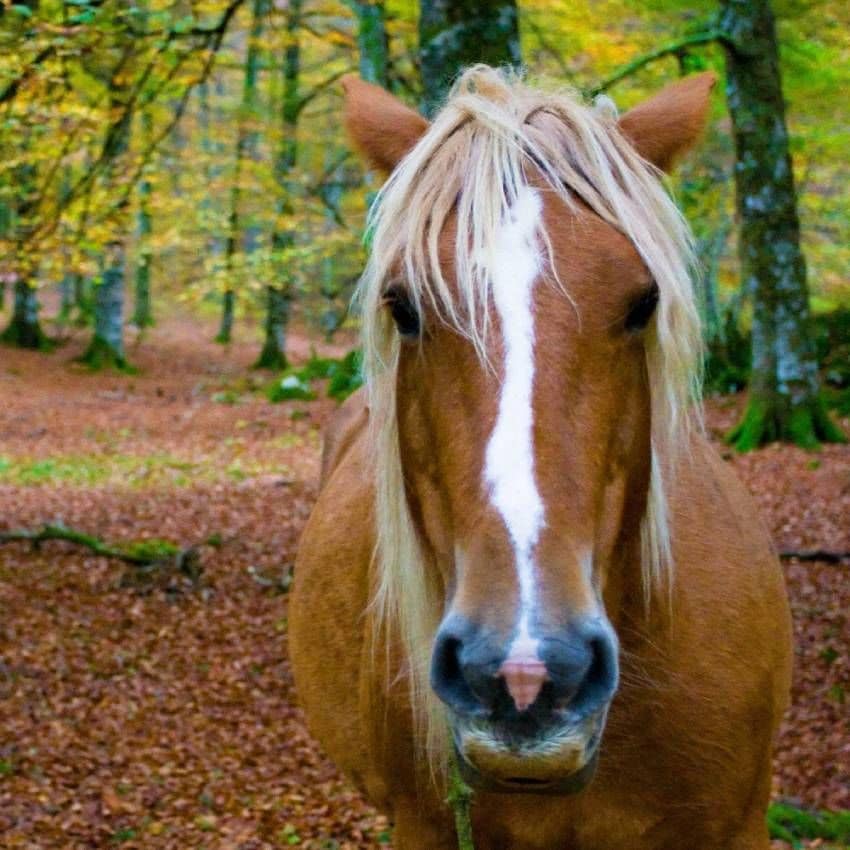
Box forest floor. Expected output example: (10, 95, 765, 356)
(0, 313, 847, 849)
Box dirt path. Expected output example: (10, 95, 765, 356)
(0, 316, 847, 848)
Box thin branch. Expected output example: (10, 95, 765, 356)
(779, 549, 850, 564)
(0, 44, 55, 105)
(295, 66, 355, 117)
(586, 29, 724, 98)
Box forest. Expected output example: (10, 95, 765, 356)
(0, 0, 848, 848)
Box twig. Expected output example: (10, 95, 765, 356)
(779, 550, 850, 564)
(586, 29, 724, 98)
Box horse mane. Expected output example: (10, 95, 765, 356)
(355, 65, 703, 773)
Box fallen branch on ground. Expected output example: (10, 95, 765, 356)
(0, 522, 203, 583)
(779, 549, 850, 564)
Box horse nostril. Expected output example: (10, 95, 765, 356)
(431, 628, 485, 716)
(431, 619, 502, 718)
(544, 623, 619, 717)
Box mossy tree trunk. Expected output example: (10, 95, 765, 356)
(419, 0, 520, 116)
(199, 79, 226, 309)
(81, 251, 128, 369)
(256, 0, 300, 370)
(80, 85, 132, 370)
(1, 278, 48, 349)
(719, 0, 844, 449)
(217, 0, 268, 345)
(349, 0, 388, 87)
(58, 271, 75, 323)
(1, 0, 48, 349)
(132, 109, 154, 328)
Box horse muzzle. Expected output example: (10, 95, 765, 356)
(450, 707, 605, 795)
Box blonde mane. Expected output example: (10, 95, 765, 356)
(355, 66, 703, 773)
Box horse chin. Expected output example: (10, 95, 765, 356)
(450, 713, 603, 796)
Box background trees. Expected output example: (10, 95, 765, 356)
(0, 0, 847, 449)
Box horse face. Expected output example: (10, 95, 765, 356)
(343, 71, 714, 792)
(392, 190, 655, 792)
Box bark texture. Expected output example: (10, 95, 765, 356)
(255, 0, 301, 369)
(719, 0, 844, 449)
(350, 0, 388, 87)
(419, 0, 520, 116)
(81, 75, 133, 369)
(133, 110, 154, 328)
(80, 247, 128, 370)
(217, 0, 268, 344)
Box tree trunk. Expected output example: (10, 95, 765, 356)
(216, 287, 235, 344)
(216, 0, 268, 345)
(255, 285, 290, 369)
(80, 248, 127, 369)
(350, 1, 388, 87)
(0, 277, 48, 349)
(80, 84, 132, 370)
(419, 0, 521, 115)
(719, 0, 844, 449)
(132, 110, 154, 328)
(255, 0, 300, 369)
(73, 273, 90, 324)
(58, 272, 75, 323)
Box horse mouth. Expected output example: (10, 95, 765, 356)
(454, 748, 599, 795)
(450, 712, 604, 795)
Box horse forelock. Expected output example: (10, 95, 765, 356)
(355, 65, 703, 774)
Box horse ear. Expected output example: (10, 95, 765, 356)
(341, 75, 429, 174)
(618, 71, 717, 172)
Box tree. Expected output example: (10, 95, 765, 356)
(718, 0, 845, 449)
(255, 0, 301, 370)
(78, 77, 134, 370)
(216, 0, 268, 345)
(583, 1, 846, 450)
(348, 0, 389, 88)
(0, 0, 49, 350)
(132, 109, 155, 329)
(419, 0, 521, 115)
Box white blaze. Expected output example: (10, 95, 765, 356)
(483, 186, 545, 659)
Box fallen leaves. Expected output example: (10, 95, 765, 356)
(0, 319, 847, 848)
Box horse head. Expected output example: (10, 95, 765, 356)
(343, 66, 714, 794)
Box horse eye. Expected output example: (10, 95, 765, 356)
(625, 283, 659, 332)
(383, 287, 421, 338)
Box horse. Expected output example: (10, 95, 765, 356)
(289, 66, 792, 850)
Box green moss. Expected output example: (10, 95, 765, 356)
(0, 317, 53, 351)
(76, 335, 134, 373)
(767, 801, 850, 848)
(727, 393, 846, 451)
(267, 351, 363, 404)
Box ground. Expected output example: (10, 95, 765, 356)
(0, 314, 847, 849)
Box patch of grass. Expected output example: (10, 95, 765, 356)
(268, 350, 363, 404)
(768, 801, 850, 849)
(0, 453, 294, 488)
(109, 826, 137, 843)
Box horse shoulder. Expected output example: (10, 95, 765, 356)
(289, 406, 375, 790)
(319, 387, 369, 488)
(636, 434, 792, 829)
